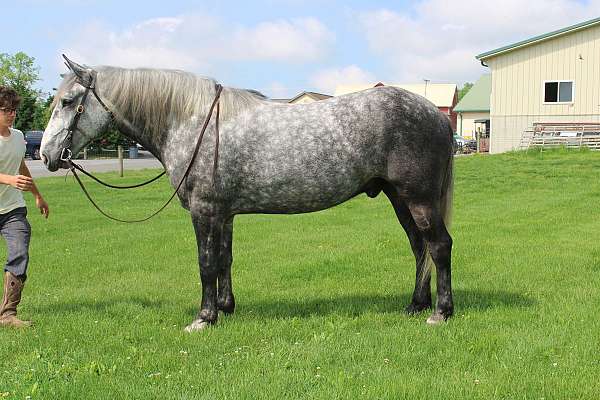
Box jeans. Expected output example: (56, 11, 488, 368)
(0, 207, 31, 278)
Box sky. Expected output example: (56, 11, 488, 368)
(5, 0, 600, 98)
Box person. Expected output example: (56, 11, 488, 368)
(0, 86, 49, 328)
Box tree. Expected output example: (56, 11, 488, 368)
(35, 95, 54, 129)
(0, 52, 40, 90)
(458, 82, 474, 102)
(0, 52, 48, 131)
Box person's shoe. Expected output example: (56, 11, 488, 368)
(0, 271, 33, 328)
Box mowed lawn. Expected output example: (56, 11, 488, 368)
(2, 150, 600, 399)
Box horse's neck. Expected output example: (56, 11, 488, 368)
(116, 111, 212, 165)
(111, 111, 162, 158)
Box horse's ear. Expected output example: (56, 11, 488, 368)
(62, 54, 87, 72)
(62, 54, 95, 87)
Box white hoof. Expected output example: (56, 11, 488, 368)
(184, 319, 210, 332)
(426, 313, 446, 325)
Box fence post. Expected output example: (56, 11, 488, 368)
(118, 145, 123, 177)
(83, 146, 88, 160)
(541, 136, 545, 153)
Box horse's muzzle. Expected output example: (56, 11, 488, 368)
(41, 153, 68, 172)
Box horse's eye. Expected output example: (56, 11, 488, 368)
(61, 98, 73, 107)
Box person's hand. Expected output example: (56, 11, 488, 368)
(9, 175, 33, 191)
(35, 195, 49, 219)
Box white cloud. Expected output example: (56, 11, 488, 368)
(229, 18, 334, 61)
(357, 0, 600, 84)
(309, 65, 376, 94)
(59, 18, 204, 71)
(60, 14, 334, 73)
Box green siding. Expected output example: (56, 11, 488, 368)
(454, 75, 491, 113)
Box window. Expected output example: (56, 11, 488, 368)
(544, 81, 574, 103)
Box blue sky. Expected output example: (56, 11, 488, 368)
(6, 0, 600, 98)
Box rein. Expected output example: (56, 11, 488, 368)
(68, 163, 166, 189)
(61, 72, 223, 223)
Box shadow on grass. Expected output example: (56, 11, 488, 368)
(34, 289, 535, 321)
(32, 296, 165, 314)
(187, 289, 535, 319)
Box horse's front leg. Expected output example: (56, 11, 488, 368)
(217, 218, 235, 314)
(185, 212, 224, 332)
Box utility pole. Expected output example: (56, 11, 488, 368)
(423, 79, 430, 98)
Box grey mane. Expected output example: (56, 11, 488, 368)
(54, 67, 267, 138)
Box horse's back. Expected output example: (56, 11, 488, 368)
(234, 86, 449, 155)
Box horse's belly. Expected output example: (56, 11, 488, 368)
(234, 172, 366, 214)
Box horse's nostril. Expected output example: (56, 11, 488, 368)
(41, 154, 48, 165)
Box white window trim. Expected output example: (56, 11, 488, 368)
(543, 80, 575, 104)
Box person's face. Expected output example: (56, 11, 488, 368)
(0, 106, 17, 127)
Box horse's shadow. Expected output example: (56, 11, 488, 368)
(191, 289, 535, 320)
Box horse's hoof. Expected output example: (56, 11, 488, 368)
(217, 297, 235, 314)
(184, 319, 211, 332)
(405, 302, 431, 315)
(426, 313, 447, 325)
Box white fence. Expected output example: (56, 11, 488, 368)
(520, 123, 600, 151)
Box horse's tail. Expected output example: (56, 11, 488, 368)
(420, 131, 454, 284)
(440, 148, 454, 231)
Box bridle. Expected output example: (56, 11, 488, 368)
(59, 68, 223, 223)
(59, 68, 113, 163)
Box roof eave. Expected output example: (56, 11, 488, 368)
(454, 109, 490, 113)
(476, 17, 600, 61)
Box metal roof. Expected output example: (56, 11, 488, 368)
(477, 17, 600, 60)
(453, 74, 491, 113)
(271, 91, 332, 104)
(288, 91, 332, 103)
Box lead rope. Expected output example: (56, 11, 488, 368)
(66, 84, 223, 223)
(68, 163, 166, 189)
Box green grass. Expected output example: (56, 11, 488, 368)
(2, 149, 600, 399)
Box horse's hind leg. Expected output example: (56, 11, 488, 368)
(407, 202, 453, 324)
(383, 184, 432, 313)
(217, 218, 235, 314)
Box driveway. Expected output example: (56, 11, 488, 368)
(25, 152, 163, 178)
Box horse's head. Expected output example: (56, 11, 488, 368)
(41, 56, 112, 171)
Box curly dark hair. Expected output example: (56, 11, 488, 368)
(0, 86, 21, 109)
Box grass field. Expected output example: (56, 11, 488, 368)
(1, 149, 600, 399)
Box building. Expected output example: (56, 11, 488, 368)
(477, 17, 600, 153)
(334, 82, 458, 131)
(454, 74, 491, 140)
(272, 91, 332, 104)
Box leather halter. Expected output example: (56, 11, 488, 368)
(61, 71, 223, 223)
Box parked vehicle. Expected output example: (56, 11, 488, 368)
(453, 134, 477, 154)
(24, 130, 44, 160)
(465, 138, 478, 152)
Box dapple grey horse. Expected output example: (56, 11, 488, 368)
(41, 58, 454, 332)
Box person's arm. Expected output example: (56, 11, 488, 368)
(19, 159, 49, 218)
(0, 170, 33, 191)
